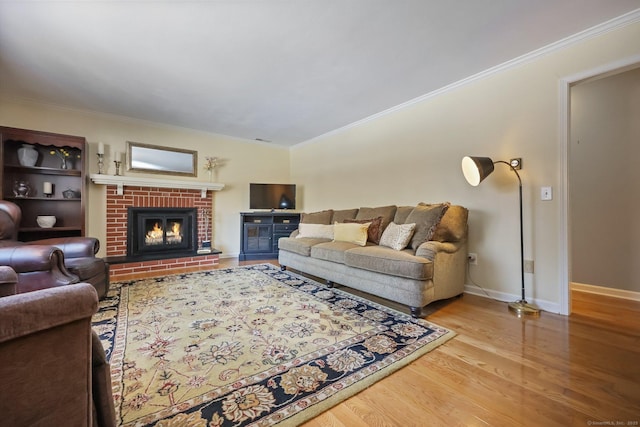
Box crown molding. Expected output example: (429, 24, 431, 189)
(296, 8, 640, 148)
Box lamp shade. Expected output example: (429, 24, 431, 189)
(462, 156, 494, 186)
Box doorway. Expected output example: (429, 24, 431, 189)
(561, 57, 640, 317)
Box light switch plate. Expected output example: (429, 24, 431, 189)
(541, 186, 553, 201)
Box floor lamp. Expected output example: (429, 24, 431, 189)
(461, 156, 540, 317)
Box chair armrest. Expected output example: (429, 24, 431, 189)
(0, 282, 98, 343)
(0, 245, 70, 273)
(27, 237, 100, 258)
(0, 246, 78, 293)
(0, 265, 18, 297)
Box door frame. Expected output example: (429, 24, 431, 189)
(558, 54, 640, 315)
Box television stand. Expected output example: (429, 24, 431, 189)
(239, 212, 300, 261)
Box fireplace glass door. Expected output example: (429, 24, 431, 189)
(128, 208, 197, 258)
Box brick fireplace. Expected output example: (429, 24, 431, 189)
(104, 184, 220, 281)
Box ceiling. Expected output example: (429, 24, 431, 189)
(1, 1, 639, 147)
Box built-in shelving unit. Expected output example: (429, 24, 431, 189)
(1, 126, 86, 241)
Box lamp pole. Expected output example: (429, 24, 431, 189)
(498, 160, 539, 317)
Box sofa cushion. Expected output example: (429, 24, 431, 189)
(301, 209, 333, 224)
(333, 222, 370, 246)
(278, 237, 330, 257)
(296, 223, 334, 239)
(356, 205, 397, 232)
(430, 204, 469, 243)
(311, 241, 362, 264)
(394, 206, 414, 225)
(344, 246, 434, 281)
(405, 203, 450, 250)
(379, 222, 416, 251)
(331, 209, 359, 223)
(343, 216, 383, 244)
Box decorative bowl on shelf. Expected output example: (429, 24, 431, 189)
(62, 189, 78, 199)
(36, 215, 56, 228)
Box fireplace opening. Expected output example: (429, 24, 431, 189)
(128, 207, 197, 259)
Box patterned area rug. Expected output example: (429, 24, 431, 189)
(92, 264, 455, 426)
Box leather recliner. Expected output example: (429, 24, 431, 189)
(0, 266, 116, 427)
(0, 200, 110, 298)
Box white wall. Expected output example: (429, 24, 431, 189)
(570, 67, 640, 292)
(0, 99, 292, 257)
(290, 21, 640, 312)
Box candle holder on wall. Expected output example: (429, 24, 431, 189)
(97, 153, 104, 174)
(114, 160, 122, 176)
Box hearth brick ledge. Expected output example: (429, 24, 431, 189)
(108, 254, 220, 281)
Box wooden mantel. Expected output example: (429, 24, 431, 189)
(90, 174, 224, 197)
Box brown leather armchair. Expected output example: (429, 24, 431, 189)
(0, 268, 116, 427)
(0, 200, 110, 298)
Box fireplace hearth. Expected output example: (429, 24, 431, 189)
(127, 207, 198, 259)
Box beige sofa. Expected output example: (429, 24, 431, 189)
(278, 203, 468, 317)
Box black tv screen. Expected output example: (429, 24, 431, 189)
(250, 183, 296, 210)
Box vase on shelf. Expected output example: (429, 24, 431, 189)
(12, 180, 30, 197)
(17, 144, 39, 167)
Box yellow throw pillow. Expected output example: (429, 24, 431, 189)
(333, 222, 370, 246)
(296, 223, 334, 239)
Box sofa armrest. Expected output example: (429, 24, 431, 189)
(28, 236, 100, 258)
(415, 240, 462, 261)
(289, 229, 300, 238)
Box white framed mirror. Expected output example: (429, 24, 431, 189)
(127, 141, 198, 177)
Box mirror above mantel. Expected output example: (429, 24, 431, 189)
(127, 141, 197, 177)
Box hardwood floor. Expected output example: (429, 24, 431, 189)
(220, 259, 640, 426)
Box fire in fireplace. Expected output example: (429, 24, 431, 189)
(128, 207, 197, 259)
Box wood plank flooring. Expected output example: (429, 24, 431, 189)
(220, 259, 640, 426)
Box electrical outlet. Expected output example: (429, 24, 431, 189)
(524, 259, 534, 273)
(468, 253, 477, 265)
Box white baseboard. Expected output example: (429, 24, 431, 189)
(571, 282, 640, 302)
(464, 284, 561, 314)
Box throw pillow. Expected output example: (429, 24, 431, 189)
(332, 208, 359, 223)
(333, 222, 370, 246)
(344, 216, 384, 244)
(393, 206, 415, 225)
(356, 205, 397, 231)
(296, 223, 334, 239)
(301, 209, 333, 225)
(405, 203, 450, 250)
(379, 222, 416, 251)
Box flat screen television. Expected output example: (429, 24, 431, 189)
(250, 183, 296, 210)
